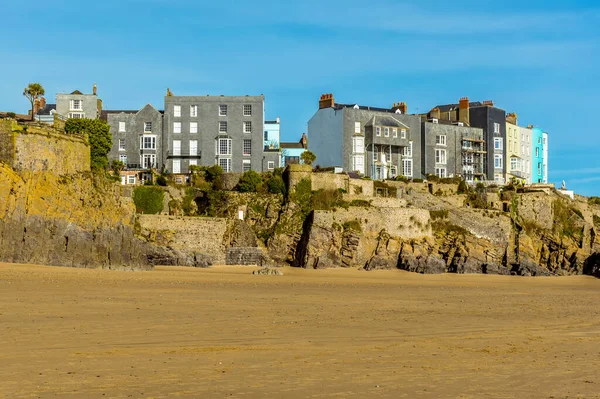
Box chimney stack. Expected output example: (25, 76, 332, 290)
(93, 83, 97, 96)
(391, 102, 408, 114)
(458, 97, 470, 126)
(429, 107, 441, 120)
(301, 132, 308, 149)
(482, 100, 494, 107)
(506, 113, 518, 125)
(319, 93, 334, 109)
(33, 98, 41, 115)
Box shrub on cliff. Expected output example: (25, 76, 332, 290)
(238, 170, 262, 192)
(65, 118, 112, 170)
(133, 186, 164, 214)
(267, 175, 286, 196)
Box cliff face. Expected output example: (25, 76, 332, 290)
(0, 164, 150, 269)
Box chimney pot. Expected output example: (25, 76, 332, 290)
(319, 93, 335, 109)
(93, 83, 97, 96)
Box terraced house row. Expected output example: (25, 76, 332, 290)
(33, 86, 548, 185)
(308, 94, 549, 184)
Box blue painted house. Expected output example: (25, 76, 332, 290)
(531, 127, 546, 183)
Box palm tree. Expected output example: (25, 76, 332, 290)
(23, 83, 45, 121)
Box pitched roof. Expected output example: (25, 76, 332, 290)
(334, 103, 399, 114)
(70, 90, 83, 95)
(36, 103, 56, 115)
(364, 115, 409, 129)
(434, 102, 484, 112)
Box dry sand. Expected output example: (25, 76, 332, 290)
(0, 263, 599, 398)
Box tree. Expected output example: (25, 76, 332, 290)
(301, 150, 316, 166)
(111, 160, 125, 175)
(23, 83, 45, 121)
(65, 118, 112, 170)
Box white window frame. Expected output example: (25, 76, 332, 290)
(494, 122, 500, 134)
(384, 127, 389, 137)
(174, 105, 181, 118)
(393, 128, 398, 138)
(144, 122, 152, 133)
(401, 129, 407, 139)
(189, 140, 198, 156)
(435, 167, 447, 178)
(494, 138, 503, 150)
(436, 135, 447, 146)
(172, 159, 181, 174)
(376, 127, 381, 137)
(353, 155, 365, 174)
(189, 159, 198, 167)
(354, 122, 361, 134)
(173, 122, 181, 134)
(243, 104, 252, 116)
(352, 137, 364, 154)
(218, 158, 231, 172)
(535, 147, 539, 157)
(403, 158, 413, 178)
(119, 154, 127, 164)
(243, 121, 252, 133)
(119, 138, 126, 151)
(140, 135, 157, 150)
(243, 159, 251, 172)
(69, 112, 85, 119)
(190, 105, 198, 117)
(243, 139, 252, 156)
(190, 122, 198, 134)
(218, 138, 232, 156)
(127, 175, 136, 185)
(219, 104, 227, 116)
(435, 149, 447, 164)
(118, 122, 126, 132)
(70, 99, 83, 111)
(219, 121, 227, 133)
(268, 161, 275, 170)
(494, 154, 503, 169)
(403, 142, 413, 158)
(172, 140, 181, 156)
(143, 154, 156, 169)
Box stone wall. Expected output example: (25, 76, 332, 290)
(0, 120, 90, 174)
(137, 215, 229, 264)
(348, 178, 374, 196)
(226, 247, 263, 265)
(312, 172, 349, 192)
(517, 192, 554, 230)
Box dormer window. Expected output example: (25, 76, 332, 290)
(376, 127, 381, 137)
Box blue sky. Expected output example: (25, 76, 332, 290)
(1, 0, 599, 194)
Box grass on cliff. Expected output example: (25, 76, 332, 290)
(553, 199, 584, 241)
(133, 186, 164, 214)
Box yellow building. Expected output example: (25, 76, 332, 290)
(505, 114, 525, 184)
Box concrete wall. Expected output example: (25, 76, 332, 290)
(307, 107, 344, 168)
(163, 95, 265, 174)
(0, 120, 90, 174)
(137, 215, 228, 264)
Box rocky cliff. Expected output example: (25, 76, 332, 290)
(0, 164, 151, 269)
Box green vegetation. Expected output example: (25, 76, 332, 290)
(553, 199, 584, 240)
(267, 174, 286, 195)
(588, 197, 600, 206)
(300, 150, 316, 166)
(23, 83, 45, 121)
(457, 179, 469, 195)
(342, 220, 362, 233)
(156, 175, 167, 186)
(133, 186, 164, 214)
(350, 199, 371, 207)
(6, 112, 16, 119)
(110, 160, 125, 174)
(311, 189, 348, 211)
(593, 215, 600, 229)
(432, 220, 469, 236)
(65, 118, 112, 170)
(237, 170, 262, 192)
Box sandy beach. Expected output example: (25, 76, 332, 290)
(1, 263, 599, 398)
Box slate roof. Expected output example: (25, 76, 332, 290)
(70, 90, 83, 95)
(434, 102, 484, 112)
(364, 115, 408, 129)
(334, 103, 398, 114)
(36, 103, 56, 115)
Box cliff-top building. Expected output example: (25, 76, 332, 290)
(56, 84, 102, 120)
(308, 94, 422, 179)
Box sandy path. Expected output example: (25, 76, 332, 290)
(0, 263, 599, 398)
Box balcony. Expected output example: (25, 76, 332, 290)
(166, 151, 202, 159)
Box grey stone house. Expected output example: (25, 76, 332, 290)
(163, 92, 266, 174)
(104, 104, 164, 179)
(307, 94, 422, 179)
(55, 84, 102, 120)
(421, 116, 485, 182)
(425, 97, 506, 182)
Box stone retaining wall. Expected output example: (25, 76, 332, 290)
(226, 247, 263, 265)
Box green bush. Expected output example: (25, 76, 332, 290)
(292, 178, 313, 215)
(593, 215, 600, 229)
(6, 112, 16, 119)
(238, 170, 262, 192)
(589, 197, 600, 206)
(205, 165, 223, 183)
(457, 180, 469, 194)
(156, 175, 167, 186)
(395, 175, 409, 183)
(350, 199, 371, 207)
(133, 186, 164, 214)
(65, 118, 112, 170)
(312, 189, 346, 211)
(267, 175, 286, 195)
(342, 220, 362, 233)
(430, 209, 449, 220)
